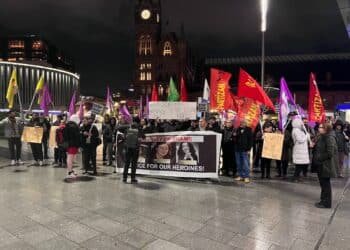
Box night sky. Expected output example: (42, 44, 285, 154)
(1, 0, 349, 97)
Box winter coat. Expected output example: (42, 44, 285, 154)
(102, 123, 116, 143)
(80, 124, 100, 148)
(335, 130, 349, 153)
(292, 119, 310, 165)
(0, 117, 23, 138)
(63, 121, 81, 148)
(313, 133, 337, 178)
(282, 129, 293, 162)
(234, 126, 253, 152)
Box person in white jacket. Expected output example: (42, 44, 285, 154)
(292, 118, 310, 181)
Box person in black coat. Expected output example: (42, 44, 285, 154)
(233, 120, 253, 183)
(221, 120, 236, 176)
(313, 123, 337, 208)
(27, 113, 44, 166)
(63, 119, 81, 177)
(80, 116, 100, 175)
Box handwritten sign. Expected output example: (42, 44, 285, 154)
(21, 127, 43, 144)
(49, 126, 59, 148)
(91, 102, 105, 115)
(262, 133, 284, 160)
(149, 102, 197, 120)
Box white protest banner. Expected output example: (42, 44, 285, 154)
(116, 131, 221, 179)
(149, 102, 197, 120)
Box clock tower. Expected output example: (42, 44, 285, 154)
(134, 0, 161, 95)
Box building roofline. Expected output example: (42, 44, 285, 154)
(205, 53, 350, 65)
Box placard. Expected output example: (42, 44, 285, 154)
(21, 127, 43, 143)
(116, 131, 221, 179)
(91, 102, 105, 115)
(262, 133, 284, 160)
(49, 126, 59, 148)
(149, 102, 197, 120)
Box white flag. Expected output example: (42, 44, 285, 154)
(203, 78, 210, 102)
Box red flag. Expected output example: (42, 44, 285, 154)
(234, 98, 261, 129)
(225, 92, 240, 112)
(237, 68, 275, 111)
(151, 84, 158, 102)
(210, 68, 232, 111)
(308, 73, 325, 123)
(180, 76, 188, 102)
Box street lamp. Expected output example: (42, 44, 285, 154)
(260, 0, 268, 88)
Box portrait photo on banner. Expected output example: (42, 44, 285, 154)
(176, 142, 199, 165)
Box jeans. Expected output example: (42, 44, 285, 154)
(8, 137, 21, 160)
(30, 143, 43, 161)
(235, 151, 250, 178)
(42, 139, 49, 160)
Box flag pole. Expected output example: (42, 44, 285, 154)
(26, 93, 37, 115)
(17, 91, 24, 120)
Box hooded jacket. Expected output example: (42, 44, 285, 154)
(292, 119, 310, 165)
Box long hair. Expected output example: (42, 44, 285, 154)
(177, 142, 198, 161)
(149, 142, 172, 162)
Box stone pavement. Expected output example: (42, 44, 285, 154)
(0, 145, 349, 249)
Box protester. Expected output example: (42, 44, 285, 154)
(277, 121, 293, 179)
(123, 122, 143, 183)
(40, 115, 51, 164)
(0, 110, 24, 166)
(102, 114, 111, 165)
(313, 123, 337, 208)
(234, 120, 253, 183)
(260, 122, 273, 179)
(52, 114, 64, 165)
(197, 118, 208, 131)
(292, 118, 310, 181)
(221, 120, 236, 176)
(208, 116, 221, 133)
(63, 117, 81, 178)
(334, 121, 349, 178)
(80, 116, 100, 175)
(187, 120, 198, 131)
(28, 113, 44, 166)
(55, 120, 67, 167)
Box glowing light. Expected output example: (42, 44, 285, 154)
(261, 0, 269, 32)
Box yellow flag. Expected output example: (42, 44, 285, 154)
(36, 74, 44, 104)
(6, 69, 18, 109)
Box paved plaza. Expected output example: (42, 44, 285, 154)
(0, 146, 349, 250)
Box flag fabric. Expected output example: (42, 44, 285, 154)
(39, 84, 52, 116)
(180, 76, 188, 102)
(308, 73, 325, 123)
(68, 91, 76, 118)
(225, 92, 240, 112)
(6, 69, 18, 109)
(296, 104, 307, 118)
(279, 77, 297, 131)
(36, 74, 45, 104)
(151, 84, 158, 102)
(203, 78, 210, 102)
(167, 77, 180, 101)
(209, 68, 232, 111)
(105, 86, 114, 114)
(237, 68, 275, 111)
(234, 98, 261, 129)
(120, 104, 132, 123)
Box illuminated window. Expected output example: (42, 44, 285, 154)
(140, 72, 146, 81)
(8, 40, 25, 49)
(139, 35, 152, 55)
(158, 85, 164, 95)
(140, 64, 146, 70)
(32, 40, 43, 50)
(163, 41, 172, 56)
(146, 72, 152, 81)
(8, 58, 17, 62)
(146, 63, 152, 69)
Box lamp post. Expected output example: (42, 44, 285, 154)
(260, 0, 268, 89)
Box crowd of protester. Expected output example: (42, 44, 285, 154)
(0, 109, 349, 208)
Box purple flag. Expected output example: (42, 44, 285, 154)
(120, 104, 132, 123)
(68, 91, 76, 118)
(39, 84, 52, 116)
(279, 78, 296, 131)
(106, 86, 114, 113)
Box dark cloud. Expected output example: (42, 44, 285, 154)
(0, 0, 349, 96)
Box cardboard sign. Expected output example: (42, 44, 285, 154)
(49, 126, 59, 148)
(262, 133, 284, 160)
(149, 102, 197, 120)
(21, 126, 43, 143)
(91, 102, 105, 115)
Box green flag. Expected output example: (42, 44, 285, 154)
(167, 77, 180, 101)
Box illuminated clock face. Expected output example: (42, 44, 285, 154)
(141, 9, 151, 20)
